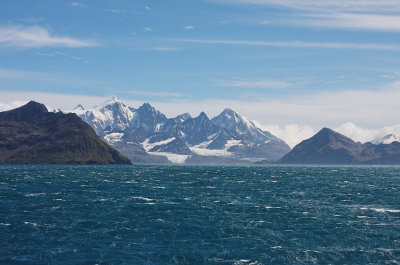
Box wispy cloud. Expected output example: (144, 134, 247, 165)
(224, 0, 400, 13)
(144, 27, 153, 32)
(0, 68, 101, 87)
(184, 25, 195, 30)
(106, 9, 126, 14)
(71, 2, 87, 8)
(169, 38, 400, 50)
(150, 47, 179, 51)
(124, 90, 186, 98)
(17, 17, 46, 23)
(290, 13, 400, 32)
(35, 51, 91, 63)
(219, 78, 292, 89)
(145, 6, 151, 11)
(0, 68, 54, 81)
(0, 25, 98, 48)
(218, 0, 400, 31)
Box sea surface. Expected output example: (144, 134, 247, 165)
(1, 165, 400, 264)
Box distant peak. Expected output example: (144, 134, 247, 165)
(216, 108, 241, 120)
(105, 95, 120, 104)
(222, 107, 237, 114)
(197, 111, 208, 119)
(140, 102, 154, 110)
(318, 127, 335, 134)
(94, 96, 122, 109)
(0, 101, 49, 122)
(175, 113, 191, 121)
(24, 101, 48, 113)
(74, 104, 85, 111)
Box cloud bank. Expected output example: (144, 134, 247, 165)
(1, 83, 400, 147)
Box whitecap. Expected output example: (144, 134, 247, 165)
(24, 193, 45, 197)
(132, 196, 154, 202)
(265, 206, 281, 209)
(24, 221, 38, 228)
(360, 207, 400, 213)
(270, 245, 283, 249)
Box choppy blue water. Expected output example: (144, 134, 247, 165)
(1, 165, 400, 264)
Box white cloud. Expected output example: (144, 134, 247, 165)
(335, 122, 376, 143)
(253, 122, 315, 147)
(169, 38, 400, 51)
(291, 13, 400, 32)
(144, 27, 153, 32)
(184, 25, 195, 30)
(220, 79, 291, 89)
(0, 25, 97, 48)
(145, 6, 151, 11)
(71, 2, 87, 8)
(335, 122, 400, 143)
(0, 100, 30, 112)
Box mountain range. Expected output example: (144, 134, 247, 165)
(71, 97, 291, 164)
(0, 101, 131, 164)
(277, 128, 400, 165)
(2, 98, 399, 165)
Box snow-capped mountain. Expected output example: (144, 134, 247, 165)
(372, 134, 400, 145)
(71, 97, 291, 164)
(71, 96, 135, 137)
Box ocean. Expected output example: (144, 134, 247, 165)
(1, 165, 400, 264)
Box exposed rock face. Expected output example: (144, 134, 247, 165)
(277, 128, 400, 165)
(0, 101, 131, 164)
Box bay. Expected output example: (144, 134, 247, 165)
(1, 165, 400, 264)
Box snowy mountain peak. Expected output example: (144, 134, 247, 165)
(222, 108, 238, 115)
(74, 104, 85, 111)
(372, 134, 400, 145)
(138, 102, 155, 112)
(212, 108, 251, 131)
(175, 113, 191, 123)
(94, 96, 121, 110)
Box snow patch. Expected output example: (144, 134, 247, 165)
(189, 139, 242, 157)
(225, 139, 242, 148)
(148, 151, 189, 163)
(190, 147, 232, 157)
(104, 133, 124, 143)
(372, 134, 400, 145)
(142, 137, 176, 151)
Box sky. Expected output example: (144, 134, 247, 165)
(1, 0, 400, 147)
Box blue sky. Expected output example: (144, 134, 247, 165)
(1, 0, 400, 145)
